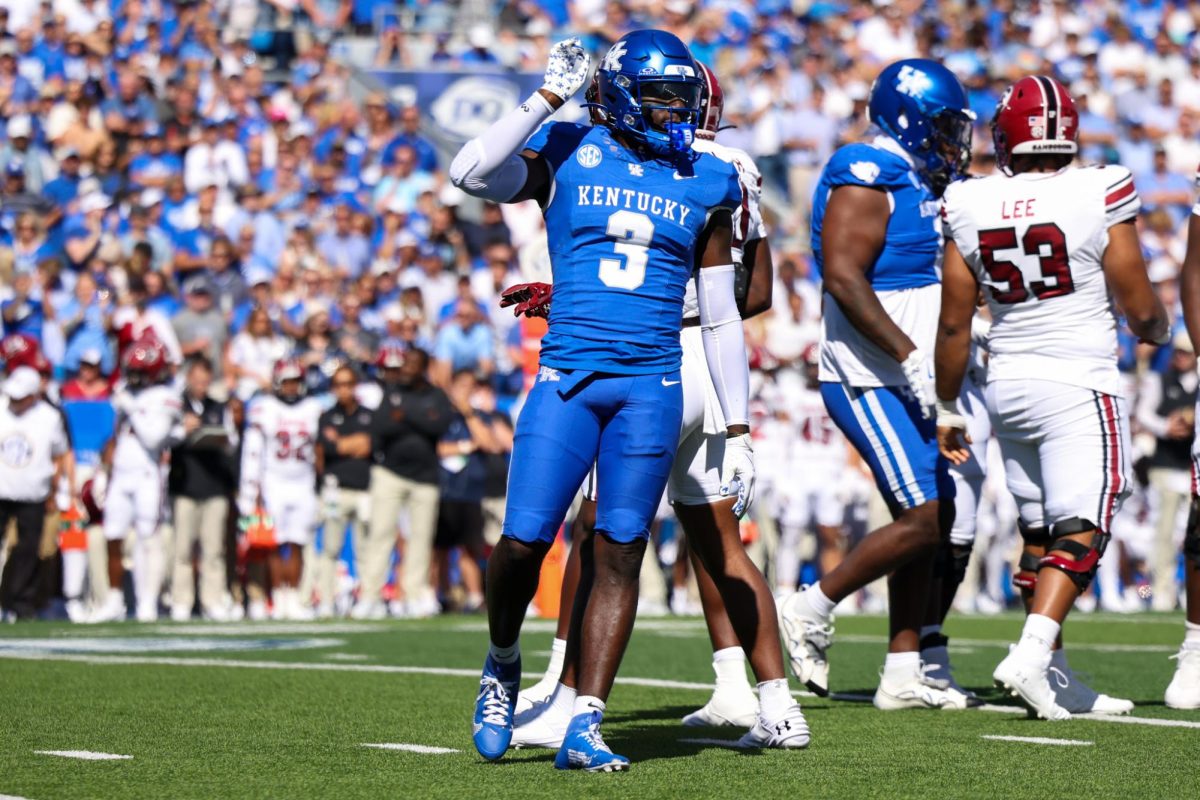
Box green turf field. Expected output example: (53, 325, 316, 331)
(0, 612, 1195, 799)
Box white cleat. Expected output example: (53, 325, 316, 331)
(993, 648, 1071, 720)
(681, 686, 759, 727)
(171, 604, 192, 623)
(65, 599, 89, 624)
(736, 704, 810, 749)
(1165, 644, 1200, 710)
(921, 636, 982, 709)
(515, 673, 559, 716)
(87, 591, 127, 623)
(135, 604, 159, 623)
(351, 600, 387, 620)
(778, 591, 833, 697)
(247, 599, 269, 621)
(1048, 651, 1132, 715)
(511, 699, 570, 749)
(873, 665, 963, 711)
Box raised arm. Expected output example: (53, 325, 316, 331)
(449, 38, 591, 208)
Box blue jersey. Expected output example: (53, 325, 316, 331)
(524, 122, 741, 374)
(811, 138, 941, 291)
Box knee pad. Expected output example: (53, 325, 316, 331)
(1012, 522, 1050, 591)
(1012, 552, 1042, 591)
(933, 540, 972, 586)
(1017, 520, 1051, 546)
(1038, 517, 1107, 592)
(1185, 497, 1200, 566)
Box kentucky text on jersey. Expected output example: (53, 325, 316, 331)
(525, 121, 741, 374)
(575, 185, 693, 226)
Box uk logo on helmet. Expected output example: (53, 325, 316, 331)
(601, 41, 627, 71)
(895, 65, 933, 98)
(576, 144, 603, 168)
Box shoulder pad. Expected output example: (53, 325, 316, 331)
(824, 143, 912, 189)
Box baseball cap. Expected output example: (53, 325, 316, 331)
(244, 264, 273, 287)
(438, 184, 466, 208)
(79, 347, 103, 366)
(6, 114, 32, 139)
(54, 145, 80, 161)
(80, 193, 110, 213)
(3, 366, 40, 400)
(183, 275, 213, 295)
(5, 159, 24, 177)
(140, 188, 164, 207)
(371, 258, 397, 276)
(382, 303, 405, 323)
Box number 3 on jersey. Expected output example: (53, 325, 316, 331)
(978, 222, 1074, 304)
(599, 210, 654, 290)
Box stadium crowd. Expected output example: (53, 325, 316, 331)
(2, 0, 1200, 622)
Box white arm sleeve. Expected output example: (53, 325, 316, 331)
(449, 92, 554, 203)
(697, 264, 750, 428)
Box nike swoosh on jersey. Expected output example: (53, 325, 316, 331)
(672, 173, 697, 180)
(662, 378, 681, 386)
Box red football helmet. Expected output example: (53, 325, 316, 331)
(1, 333, 40, 374)
(122, 337, 167, 387)
(375, 345, 406, 370)
(697, 62, 724, 137)
(272, 357, 305, 395)
(991, 75, 1078, 173)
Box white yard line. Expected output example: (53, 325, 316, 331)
(980, 735, 1093, 746)
(33, 751, 132, 761)
(4, 650, 1198, 730)
(0, 794, 35, 799)
(361, 743, 459, 754)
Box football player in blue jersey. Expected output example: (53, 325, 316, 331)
(450, 31, 753, 771)
(779, 59, 977, 710)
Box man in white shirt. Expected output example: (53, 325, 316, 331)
(0, 366, 71, 621)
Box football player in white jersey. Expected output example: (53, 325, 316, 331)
(505, 62, 809, 751)
(774, 345, 849, 591)
(936, 76, 1169, 719)
(93, 338, 183, 623)
(238, 358, 324, 620)
(1169, 160, 1200, 710)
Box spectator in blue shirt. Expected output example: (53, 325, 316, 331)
(1116, 120, 1155, 178)
(1138, 148, 1193, 226)
(382, 105, 439, 173)
(100, 68, 159, 137)
(128, 124, 183, 190)
(432, 299, 493, 386)
(42, 147, 83, 209)
(1, 269, 45, 338)
(32, 19, 67, 83)
(316, 203, 371, 280)
(0, 42, 37, 114)
(56, 271, 115, 375)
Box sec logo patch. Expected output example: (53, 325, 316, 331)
(576, 144, 603, 168)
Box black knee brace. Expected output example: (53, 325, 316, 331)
(1038, 517, 1108, 592)
(1012, 522, 1050, 591)
(1185, 497, 1200, 566)
(933, 541, 972, 587)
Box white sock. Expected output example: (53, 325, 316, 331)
(757, 678, 792, 722)
(712, 647, 749, 687)
(489, 641, 520, 664)
(1015, 613, 1059, 657)
(919, 624, 941, 643)
(62, 549, 87, 600)
(804, 583, 836, 620)
(549, 682, 576, 718)
(573, 695, 605, 719)
(883, 651, 920, 680)
(1184, 621, 1200, 648)
(544, 637, 566, 680)
(133, 536, 163, 612)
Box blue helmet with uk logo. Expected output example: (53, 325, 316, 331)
(867, 58, 974, 195)
(590, 29, 704, 157)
